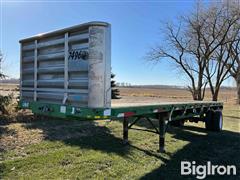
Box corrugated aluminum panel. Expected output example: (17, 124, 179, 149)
(20, 21, 111, 108)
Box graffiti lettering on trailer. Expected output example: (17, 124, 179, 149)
(68, 50, 89, 61)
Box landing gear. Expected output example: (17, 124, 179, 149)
(122, 113, 169, 153)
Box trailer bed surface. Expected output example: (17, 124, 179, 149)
(112, 100, 218, 107)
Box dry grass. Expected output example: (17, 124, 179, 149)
(118, 87, 237, 105)
(0, 123, 44, 152)
(0, 84, 18, 96)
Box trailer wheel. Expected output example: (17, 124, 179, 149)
(34, 114, 48, 121)
(205, 111, 214, 130)
(212, 111, 223, 132)
(170, 120, 184, 127)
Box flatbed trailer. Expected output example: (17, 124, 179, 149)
(20, 100, 223, 152)
(19, 21, 224, 152)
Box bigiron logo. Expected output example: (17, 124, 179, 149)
(181, 161, 237, 179)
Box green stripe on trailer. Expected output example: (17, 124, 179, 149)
(20, 100, 223, 120)
(20, 100, 110, 119)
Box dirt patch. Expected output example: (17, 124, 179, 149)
(23, 121, 93, 141)
(0, 114, 99, 153)
(0, 123, 44, 152)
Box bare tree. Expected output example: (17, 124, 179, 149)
(227, 35, 240, 104)
(224, 1, 240, 104)
(146, 21, 206, 100)
(147, 1, 240, 101)
(202, 2, 240, 101)
(0, 51, 6, 79)
(146, 3, 213, 100)
(206, 42, 237, 101)
(0, 50, 12, 115)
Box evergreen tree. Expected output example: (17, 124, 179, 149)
(111, 73, 120, 99)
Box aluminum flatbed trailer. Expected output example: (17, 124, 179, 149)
(19, 21, 224, 152)
(20, 100, 223, 152)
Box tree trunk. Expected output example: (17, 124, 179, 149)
(236, 73, 240, 105)
(197, 89, 202, 100)
(192, 90, 201, 100)
(197, 89, 203, 100)
(212, 87, 220, 101)
(197, 67, 203, 100)
(189, 89, 204, 101)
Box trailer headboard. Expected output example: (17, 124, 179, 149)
(20, 21, 111, 108)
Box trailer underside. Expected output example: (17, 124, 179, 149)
(20, 100, 223, 152)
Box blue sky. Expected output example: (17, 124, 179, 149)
(0, 0, 234, 86)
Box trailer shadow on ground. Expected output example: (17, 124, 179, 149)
(139, 125, 240, 179)
(113, 117, 240, 179)
(21, 116, 132, 157)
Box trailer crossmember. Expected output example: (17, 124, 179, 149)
(128, 117, 160, 134)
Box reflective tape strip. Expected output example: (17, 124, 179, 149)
(153, 108, 165, 113)
(117, 113, 124, 118)
(117, 112, 135, 117)
(60, 106, 66, 113)
(124, 112, 135, 117)
(71, 107, 75, 114)
(103, 109, 111, 116)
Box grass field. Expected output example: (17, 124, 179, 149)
(0, 85, 239, 179)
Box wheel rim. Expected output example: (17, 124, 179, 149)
(219, 114, 223, 130)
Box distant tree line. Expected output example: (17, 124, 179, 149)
(111, 75, 132, 99)
(147, 0, 240, 104)
(116, 82, 132, 87)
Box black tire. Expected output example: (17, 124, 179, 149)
(212, 111, 223, 132)
(205, 110, 214, 130)
(170, 120, 185, 127)
(33, 114, 48, 121)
